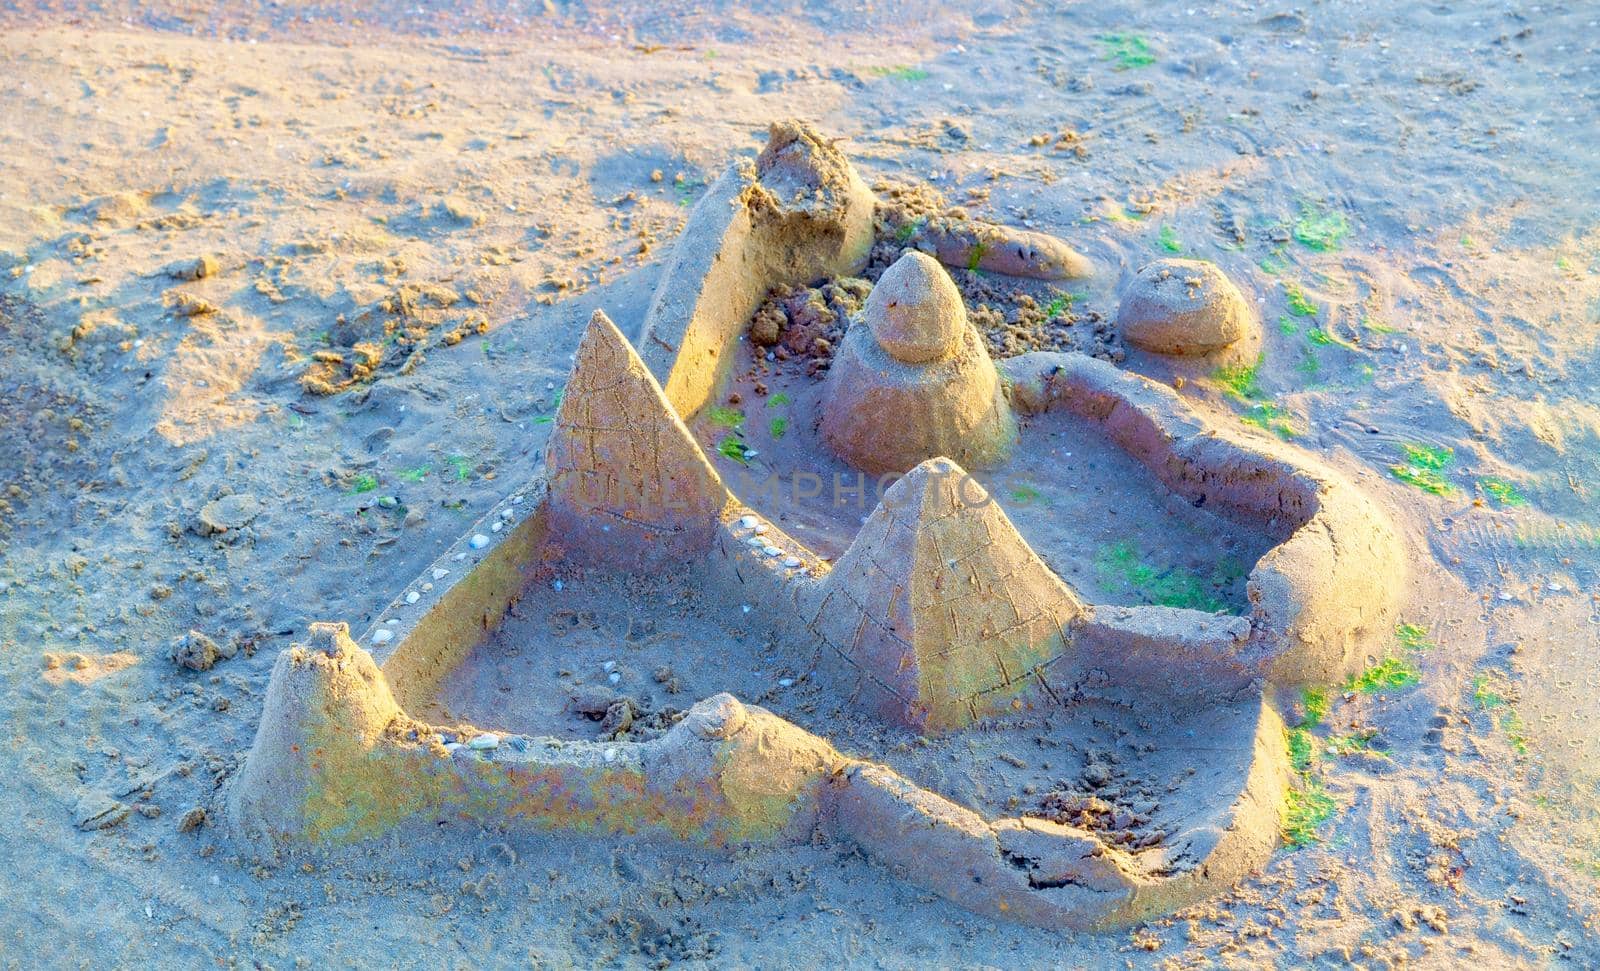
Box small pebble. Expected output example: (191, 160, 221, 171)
(753, 524, 769, 535)
(469, 533, 490, 549)
(444, 742, 463, 754)
(783, 557, 803, 568)
(492, 521, 504, 533)
(746, 537, 764, 547)
(371, 629, 394, 644)
(778, 678, 794, 687)
(552, 579, 564, 591)
(603, 660, 616, 672)
(432, 568, 450, 581)
(453, 552, 467, 561)
(405, 591, 421, 605)
(603, 748, 618, 763)
(511, 495, 525, 504)
(739, 515, 758, 528)
(763, 545, 782, 557)
(422, 582, 434, 592)
(468, 733, 499, 750)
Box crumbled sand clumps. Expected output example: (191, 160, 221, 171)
(1117, 258, 1258, 356)
(819, 252, 1017, 475)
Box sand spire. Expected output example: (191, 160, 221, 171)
(545, 309, 728, 568)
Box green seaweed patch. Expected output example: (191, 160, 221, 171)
(1294, 203, 1350, 252)
(449, 455, 474, 481)
(707, 405, 745, 430)
(717, 436, 751, 465)
(1279, 316, 1300, 336)
(1094, 541, 1238, 612)
(1042, 292, 1078, 321)
(399, 465, 431, 483)
(1010, 484, 1042, 505)
(348, 473, 379, 495)
(1240, 401, 1298, 439)
(869, 64, 930, 82)
(1307, 328, 1358, 351)
(1328, 728, 1388, 757)
(1213, 354, 1265, 402)
(894, 218, 925, 243)
(1282, 778, 1337, 848)
(532, 386, 565, 425)
(1294, 352, 1319, 378)
(1389, 443, 1454, 495)
(1473, 673, 1529, 754)
(1284, 283, 1319, 317)
(1479, 478, 1526, 507)
(1300, 687, 1330, 729)
(1158, 224, 1182, 253)
(1099, 34, 1156, 70)
(1287, 727, 1316, 773)
(673, 177, 706, 207)
(1345, 655, 1421, 694)
(1259, 253, 1287, 275)
(768, 417, 788, 440)
(1395, 622, 1435, 652)
(1213, 355, 1298, 437)
(766, 391, 792, 408)
(967, 241, 989, 273)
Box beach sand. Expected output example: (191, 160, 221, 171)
(1, 2, 1597, 965)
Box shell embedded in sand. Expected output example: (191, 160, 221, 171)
(1118, 258, 1257, 355)
(864, 251, 966, 363)
(819, 252, 1016, 475)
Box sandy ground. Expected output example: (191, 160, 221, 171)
(1, 1, 1598, 966)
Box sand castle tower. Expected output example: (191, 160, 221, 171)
(807, 457, 1085, 732)
(545, 310, 728, 569)
(227, 622, 403, 845)
(820, 252, 1017, 476)
(1117, 258, 1259, 356)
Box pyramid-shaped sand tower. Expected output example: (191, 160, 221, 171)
(806, 457, 1084, 732)
(545, 310, 728, 568)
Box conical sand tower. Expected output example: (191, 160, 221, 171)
(545, 309, 729, 569)
(226, 622, 404, 845)
(806, 457, 1085, 732)
(819, 251, 1017, 476)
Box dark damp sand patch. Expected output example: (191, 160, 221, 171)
(419, 565, 1258, 867)
(693, 339, 1274, 613)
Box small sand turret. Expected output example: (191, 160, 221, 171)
(819, 252, 1017, 475)
(1118, 258, 1258, 356)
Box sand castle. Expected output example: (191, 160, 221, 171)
(226, 122, 1406, 930)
